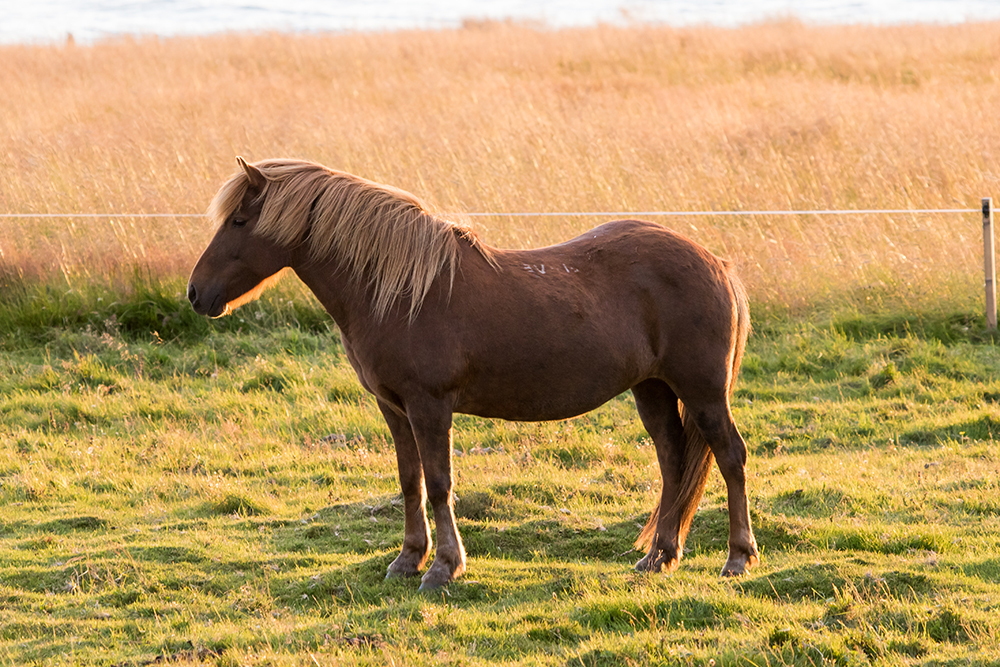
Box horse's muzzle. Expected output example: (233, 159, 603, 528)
(187, 282, 224, 317)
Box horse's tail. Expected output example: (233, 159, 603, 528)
(725, 269, 751, 396)
(635, 265, 750, 552)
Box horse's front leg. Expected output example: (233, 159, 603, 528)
(378, 400, 432, 579)
(407, 403, 466, 591)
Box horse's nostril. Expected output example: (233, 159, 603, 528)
(187, 283, 198, 304)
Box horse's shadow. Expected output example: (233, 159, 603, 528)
(268, 490, 816, 606)
(266, 494, 652, 604)
(266, 491, 814, 612)
(274, 494, 644, 558)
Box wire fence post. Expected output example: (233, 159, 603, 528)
(985, 197, 997, 331)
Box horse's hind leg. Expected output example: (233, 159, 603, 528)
(632, 379, 695, 573)
(378, 400, 432, 579)
(687, 401, 759, 576)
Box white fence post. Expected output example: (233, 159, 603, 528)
(985, 198, 997, 331)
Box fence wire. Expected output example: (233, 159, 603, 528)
(0, 208, 981, 218)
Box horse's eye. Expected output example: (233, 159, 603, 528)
(232, 217, 248, 228)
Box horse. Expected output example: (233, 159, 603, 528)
(188, 157, 759, 590)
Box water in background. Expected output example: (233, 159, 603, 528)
(2, 0, 1000, 45)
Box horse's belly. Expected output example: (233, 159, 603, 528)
(456, 395, 617, 422)
(453, 362, 637, 422)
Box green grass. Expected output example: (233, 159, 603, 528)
(2, 276, 1000, 665)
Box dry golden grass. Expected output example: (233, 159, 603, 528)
(2, 20, 1000, 313)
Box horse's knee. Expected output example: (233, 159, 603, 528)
(397, 473, 426, 502)
(423, 475, 453, 507)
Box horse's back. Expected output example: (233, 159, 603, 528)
(508, 219, 738, 333)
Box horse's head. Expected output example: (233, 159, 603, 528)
(187, 157, 292, 317)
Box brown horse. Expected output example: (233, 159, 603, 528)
(188, 157, 758, 590)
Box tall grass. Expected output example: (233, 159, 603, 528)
(2, 21, 1000, 317)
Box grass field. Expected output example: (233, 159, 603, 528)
(2, 286, 999, 665)
(2, 19, 1000, 667)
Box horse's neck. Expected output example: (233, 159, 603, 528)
(290, 251, 369, 335)
(290, 234, 490, 337)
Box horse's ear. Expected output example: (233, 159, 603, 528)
(236, 156, 266, 190)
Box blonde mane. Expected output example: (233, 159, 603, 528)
(208, 159, 494, 320)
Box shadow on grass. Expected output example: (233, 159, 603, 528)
(833, 311, 999, 346)
(269, 494, 644, 565)
(274, 495, 915, 594)
(685, 507, 808, 555)
(958, 557, 1000, 583)
(902, 414, 1000, 446)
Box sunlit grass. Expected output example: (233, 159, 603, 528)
(1, 309, 1000, 665)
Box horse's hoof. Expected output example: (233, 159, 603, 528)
(634, 550, 679, 573)
(720, 552, 758, 577)
(634, 554, 660, 572)
(417, 574, 451, 592)
(386, 549, 429, 580)
(385, 568, 420, 580)
(417, 562, 463, 591)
